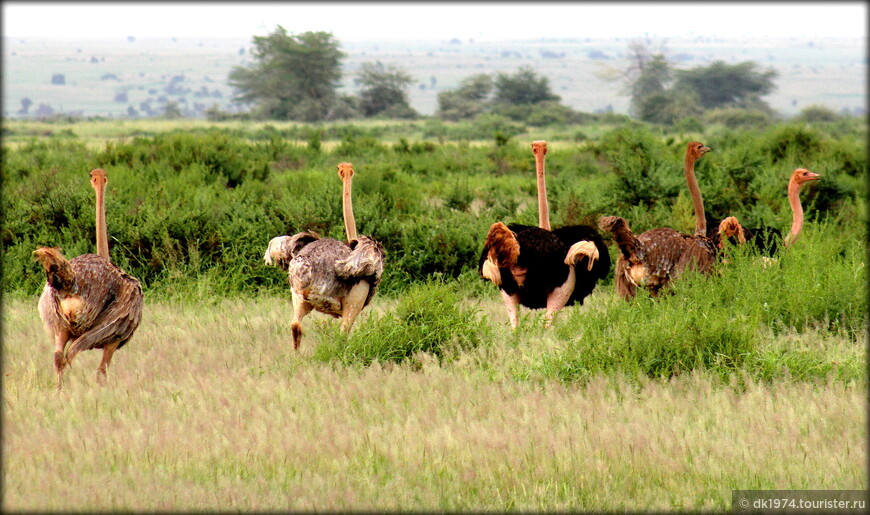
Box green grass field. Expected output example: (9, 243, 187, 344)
(3, 292, 865, 512)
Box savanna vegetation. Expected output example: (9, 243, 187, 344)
(2, 113, 867, 511)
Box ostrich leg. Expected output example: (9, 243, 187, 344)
(544, 265, 577, 327)
(340, 282, 371, 333)
(95, 340, 120, 385)
(53, 328, 71, 390)
(290, 290, 313, 350)
(499, 290, 521, 329)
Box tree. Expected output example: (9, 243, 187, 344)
(619, 40, 776, 123)
(675, 60, 777, 111)
(228, 27, 345, 121)
(436, 73, 493, 121)
(356, 61, 416, 118)
(18, 97, 32, 115)
(629, 53, 671, 117)
(492, 66, 560, 106)
(635, 88, 703, 126)
(162, 101, 183, 119)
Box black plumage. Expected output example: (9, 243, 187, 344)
(706, 219, 782, 256)
(479, 223, 610, 309)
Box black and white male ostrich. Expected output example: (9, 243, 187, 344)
(480, 140, 610, 327)
(707, 168, 821, 254)
(33, 168, 143, 389)
(599, 142, 717, 299)
(265, 163, 384, 349)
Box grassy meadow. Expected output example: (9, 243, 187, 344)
(2, 117, 867, 511)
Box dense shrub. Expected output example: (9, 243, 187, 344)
(312, 280, 489, 366)
(3, 120, 865, 305)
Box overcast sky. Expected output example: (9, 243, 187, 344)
(2, 2, 866, 42)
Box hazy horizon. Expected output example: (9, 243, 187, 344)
(3, 2, 866, 42)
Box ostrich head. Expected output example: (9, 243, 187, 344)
(686, 141, 711, 161)
(531, 140, 547, 157)
(90, 168, 107, 190)
(337, 162, 354, 180)
(791, 168, 820, 185)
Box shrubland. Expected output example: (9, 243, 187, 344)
(2, 116, 866, 511)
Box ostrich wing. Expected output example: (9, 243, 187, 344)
(480, 222, 521, 284)
(552, 225, 611, 275)
(334, 236, 384, 282)
(482, 222, 520, 268)
(675, 236, 717, 275)
(67, 271, 143, 354)
(264, 232, 321, 271)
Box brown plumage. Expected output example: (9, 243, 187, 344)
(264, 163, 385, 349)
(480, 140, 610, 327)
(35, 169, 143, 389)
(600, 142, 717, 299)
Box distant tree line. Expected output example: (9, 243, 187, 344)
(619, 39, 779, 125)
(227, 27, 787, 127)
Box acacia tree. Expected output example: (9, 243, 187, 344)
(356, 61, 416, 118)
(621, 40, 777, 123)
(675, 60, 777, 111)
(229, 27, 345, 121)
(492, 66, 560, 106)
(436, 74, 493, 121)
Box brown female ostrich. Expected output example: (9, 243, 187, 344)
(707, 168, 821, 254)
(599, 141, 717, 299)
(34, 168, 143, 389)
(480, 140, 610, 328)
(264, 163, 384, 349)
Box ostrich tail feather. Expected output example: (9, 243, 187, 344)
(564, 241, 599, 270)
(33, 247, 75, 291)
(334, 236, 384, 279)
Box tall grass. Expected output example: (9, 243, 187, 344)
(531, 221, 867, 384)
(3, 296, 865, 512)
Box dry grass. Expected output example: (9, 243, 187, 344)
(3, 296, 866, 512)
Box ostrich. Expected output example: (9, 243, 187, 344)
(479, 140, 610, 328)
(34, 168, 143, 389)
(707, 168, 821, 254)
(264, 163, 384, 349)
(599, 141, 717, 299)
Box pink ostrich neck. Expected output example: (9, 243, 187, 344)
(340, 165, 357, 242)
(784, 176, 805, 247)
(532, 141, 551, 231)
(94, 176, 109, 260)
(685, 151, 706, 237)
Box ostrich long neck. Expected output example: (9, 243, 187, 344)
(784, 178, 804, 247)
(342, 174, 357, 242)
(95, 181, 109, 260)
(685, 152, 706, 237)
(534, 144, 551, 231)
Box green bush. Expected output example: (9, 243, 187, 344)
(312, 280, 489, 365)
